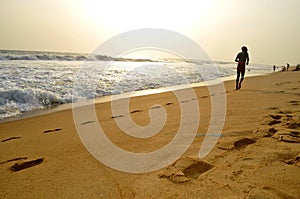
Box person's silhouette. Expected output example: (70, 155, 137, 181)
(235, 46, 249, 90)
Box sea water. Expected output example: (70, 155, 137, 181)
(0, 50, 272, 120)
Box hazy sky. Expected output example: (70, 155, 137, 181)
(0, 0, 299, 65)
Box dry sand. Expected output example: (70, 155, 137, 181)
(0, 70, 299, 198)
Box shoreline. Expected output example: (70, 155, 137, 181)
(0, 71, 270, 124)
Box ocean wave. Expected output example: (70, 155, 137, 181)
(0, 89, 70, 119)
(0, 54, 115, 61)
(0, 51, 272, 120)
(0, 50, 159, 62)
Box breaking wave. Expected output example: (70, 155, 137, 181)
(0, 89, 70, 119)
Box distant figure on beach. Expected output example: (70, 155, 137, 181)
(282, 66, 286, 71)
(273, 65, 276, 72)
(235, 46, 249, 90)
(286, 63, 290, 71)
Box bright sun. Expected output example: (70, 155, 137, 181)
(69, 0, 219, 34)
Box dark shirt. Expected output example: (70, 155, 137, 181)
(235, 52, 249, 63)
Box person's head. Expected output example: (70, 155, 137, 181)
(241, 46, 248, 52)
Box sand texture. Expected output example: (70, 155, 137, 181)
(0, 71, 300, 198)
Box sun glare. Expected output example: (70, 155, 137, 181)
(69, 0, 219, 34)
(121, 49, 180, 60)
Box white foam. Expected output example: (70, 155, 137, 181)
(0, 50, 272, 120)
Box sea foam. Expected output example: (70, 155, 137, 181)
(0, 50, 272, 120)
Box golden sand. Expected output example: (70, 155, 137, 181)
(1, 71, 299, 198)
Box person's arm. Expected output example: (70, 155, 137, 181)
(235, 53, 239, 62)
(246, 53, 249, 65)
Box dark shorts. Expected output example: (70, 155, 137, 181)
(237, 62, 246, 73)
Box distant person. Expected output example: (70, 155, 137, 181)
(286, 63, 290, 71)
(282, 66, 286, 71)
(273, 65, 276, 72)
(235, 46, 249, 90)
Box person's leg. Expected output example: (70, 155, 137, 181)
(239, 69, 245, 89)
(236, 71, 240, 90)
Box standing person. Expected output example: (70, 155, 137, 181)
(235, 46, 249, 90)
(287, 63, 290, 71)
(273, 65, 276, 72)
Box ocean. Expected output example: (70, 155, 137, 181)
(0, 50, 272, 120)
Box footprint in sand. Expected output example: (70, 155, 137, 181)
(269, 120, 282, 125)
(277, 110, 292, 114)
(158, 157, 213, 183)
(288, 100, 300, 106)
(273, 130, 300, 143)
(254, 127, 277, 138)
(181, 100, 190, 103)
(284, 153, 300, 166)
(288, 100, 298, 103)
(201, 96, 208, 99)
(111, 115, 124, 119)
(233, 138, 256, 150)
(286, 120, 300, 130)
(43, 128, 62, 133)
(269, 114, 282, 120)
(1, 136, 21, 143)
(259, 111, 300, 142)
(165, 102, 173, 106)
(151, 105, 162, 109)
(217, 137, 256, 151)
(265, 107, 279, 110)
(260, 115, 282, 126)
(275, 81, 290, 86)
(261, 118, 282, 126)
(10, 158, 44, 172)
(0, 157, 27, 164)
(130, 110, 143, 114)
(80, 121, 95, 125)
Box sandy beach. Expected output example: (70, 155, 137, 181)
(0, 70, 299, 198)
